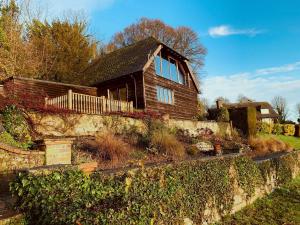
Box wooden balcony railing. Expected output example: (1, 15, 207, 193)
(45, 90, 134, 114)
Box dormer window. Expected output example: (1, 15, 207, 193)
(261, 108, 270, 114)
(154, 54, 185, 84)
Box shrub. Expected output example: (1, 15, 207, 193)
(0, 131, 31, 149)
(94, 132, 131, 163)
(248, 137, 293, 157)
(1, 105, 33, 148)
(10, 153, 300, 225)
(272, 123, 283, 135)
(150, 129, 185, 159)
(217, 108, 230, 122)
(283, 124, 295, 136)
(247, 107, 257, 137)
(259, 122, 274, 134)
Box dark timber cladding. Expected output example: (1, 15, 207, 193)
(84, 37, 200, 119)
(3, 77, 97, 98)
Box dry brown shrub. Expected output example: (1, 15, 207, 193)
(94, 132, 132, 163)
(150, 129, 185, 159)
(248, 137, 293, 157)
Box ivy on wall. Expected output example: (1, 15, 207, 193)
(10, 152, 300, 225)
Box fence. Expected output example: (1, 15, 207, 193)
(45, 90, 134, 114)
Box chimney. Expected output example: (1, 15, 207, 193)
(216, 99, 224, 109)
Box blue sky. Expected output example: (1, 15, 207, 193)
(37, 0, 300, 120)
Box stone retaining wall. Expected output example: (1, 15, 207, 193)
(0, 143, 45, 172)
(29, 112, 231, 137)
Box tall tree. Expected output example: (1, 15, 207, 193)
(107, 18, 206, 76)
(28, 17, 99, 84)
(0, 0, 38, 79)
(272, 96, 289, 123)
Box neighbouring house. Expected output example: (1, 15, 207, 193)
(84, 37, 200, 119)
(216, 99, 279, 123)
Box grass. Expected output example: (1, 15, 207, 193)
(217, 176, 300, 225)
(258, 133, 300, 150)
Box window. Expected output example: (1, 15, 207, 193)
(261, 108, 270, 114)
(154, 54, 185, 84)
(156, 86, 174, 104)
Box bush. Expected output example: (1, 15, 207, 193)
(248, 137, 293, 157)
(94, 132, 131, 163)
(283, 124, 295, 136)
(217, 108, 230, 122)
(1, 105, 33, 148)
(247, 107, 257, 137)
(150, 129, 185, 158)
(0, 131, 31, 149)
(259, 122, 274, 134)
(272, 123, 283, 135)
(10, 153, 300, 225)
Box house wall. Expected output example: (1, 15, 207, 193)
(6, 77, 97, 98)
(143, 62, 199, 119)
(94, 72, 145, 109)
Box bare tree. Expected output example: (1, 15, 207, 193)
(108, 18, 206, 75)
(272, 96, 289, 123)
(237, 94, 254, 103)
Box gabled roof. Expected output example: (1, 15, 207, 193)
(224, 101, 279, 118)
(84, 37, 200, 92)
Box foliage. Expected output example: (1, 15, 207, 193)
(28, 18, 98, 84)
(247, 107, 257, 137)
(150, 128, 185, 158)
(272, 123, 283, 135)
(195, 99, 208, 121)
(248, 136, 293, 157)
(257, 122, 273, 134)
(217, 108, 230, 122)
(11, 153, 300, 225)
(94, 132, 131, 163)
(1, 105, 32, 147)
(219, 175, 300, 225)
(107, 17, 206, 73)
(0, 131, 31, 149)
(258, 133, 300, 151)
(283, 124, 295, 136)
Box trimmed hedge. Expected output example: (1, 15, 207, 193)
(10, 153, 300, 225)
(283, 124, 295, 136)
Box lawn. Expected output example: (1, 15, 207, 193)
(258, 133, 300, 150)
(217, 176, 300, 225)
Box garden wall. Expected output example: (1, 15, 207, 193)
(29, 112, 231, 137)
(11, 151, 300, 225)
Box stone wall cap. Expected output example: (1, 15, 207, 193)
(0, 142, 45, 155)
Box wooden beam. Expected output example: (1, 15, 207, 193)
(142, 45, 163, 72)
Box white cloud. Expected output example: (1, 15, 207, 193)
(208, 25, 265, 38)
(255, 61, 300, 75)
(202, 62, 300, 121)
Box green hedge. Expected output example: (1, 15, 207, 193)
(10, 153, 300, 225)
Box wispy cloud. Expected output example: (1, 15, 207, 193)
(208, 25, 265, 38)
(202, 61, 300, 121)
(255, 61, 300, 75)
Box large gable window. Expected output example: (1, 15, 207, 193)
(154, 54, 185, 84)
(156, 86, 174, 104)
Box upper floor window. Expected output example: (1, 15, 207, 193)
(154, 54, 185, 84)
(261, 108, 270, 114)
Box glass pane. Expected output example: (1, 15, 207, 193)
(178, 69, 185, 84)
(170, 91, 173, 104)
(169, 59, 178, 82)
(161, 57, 169, 79)
(154, 56, 161, 75)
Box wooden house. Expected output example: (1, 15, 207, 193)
(84, 37, 200, 119)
